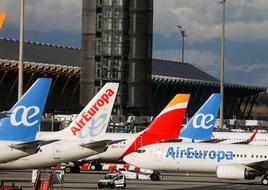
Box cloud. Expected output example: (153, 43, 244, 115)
(154, 0, 268, 43)
(0, 0, 81, 32)
(153, 47, 268, 88)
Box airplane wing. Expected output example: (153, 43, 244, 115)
(232, 130, 258, 145)
(246, 160, 268, 171)
(200, 139, 227, 143)
(80, 139, 126, 150)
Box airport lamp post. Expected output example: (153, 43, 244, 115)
(177, 25, 187, 64)
(18, 0, 24, 99)
(219, 0, 226, 128)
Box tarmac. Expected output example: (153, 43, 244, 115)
(0, 170, 267, 190)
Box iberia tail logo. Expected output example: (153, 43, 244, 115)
(0, 13, 7, 29)
(121, 94, 190, 158)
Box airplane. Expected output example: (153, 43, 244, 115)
(0, 78, 51, 163)
(178, 94, 263, 145)
(0, 82, 119, 170)
(122, 95, 268, 185)
(209, 130, 268, 145)
(73, 94, 190, 171)
(123, 142, 268, 185)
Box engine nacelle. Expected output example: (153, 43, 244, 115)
(216, 165, 256, 180)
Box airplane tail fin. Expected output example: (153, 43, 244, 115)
(180, 93, 222, 140)
(0, 78, 52, 142)
(121, 94, 190, 158)
(57, 83, 119, 140)
(143, 94, 190, 139)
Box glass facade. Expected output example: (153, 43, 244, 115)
(95, 0, 125, 114)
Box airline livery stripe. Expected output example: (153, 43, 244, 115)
(164, 94, 190, 110)
(0, 13, 6, 29)
(157, 102, 188, 118)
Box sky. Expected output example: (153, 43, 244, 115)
(0, 0, 268, 88)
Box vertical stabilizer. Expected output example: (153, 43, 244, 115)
(55, 83, 119, 140)
(180, 93, 222, 140)
(121, 94, 190, 158)
(0, 78, 52, 141)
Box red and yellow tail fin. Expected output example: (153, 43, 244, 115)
(0, 13, 7, 30)
(121, 94, 190, 158)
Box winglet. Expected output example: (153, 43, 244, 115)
(249, 129, 258, 142)
(0, 78, 52, 142)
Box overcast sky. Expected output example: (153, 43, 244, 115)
(0, 0, 268, 88)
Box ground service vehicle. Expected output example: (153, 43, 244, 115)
(98, 173, 126, 189)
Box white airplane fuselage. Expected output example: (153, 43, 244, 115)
(212, 132, 268, 145)
(0, 139, 100, 169)
(124, 142, 268, 173)
(181, 131, 268, 145)
(0, 141, 37, 164)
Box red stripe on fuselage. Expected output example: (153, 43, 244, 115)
(120, 108, 186, 159)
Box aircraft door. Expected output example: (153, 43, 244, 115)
(53, 143, 61, 159)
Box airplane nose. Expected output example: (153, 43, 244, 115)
(123, 154, 135, 165)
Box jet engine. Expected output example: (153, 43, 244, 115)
(216, 165, 256, 180)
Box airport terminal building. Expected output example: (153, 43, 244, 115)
(0, 38, 266, 123)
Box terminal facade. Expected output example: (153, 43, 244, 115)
(0, 38, 265, 123)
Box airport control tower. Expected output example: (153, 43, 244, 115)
(80, 0, 153, 115)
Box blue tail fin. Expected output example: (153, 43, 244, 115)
(0, 78, 52, 141)
(180, 93, 222, 140)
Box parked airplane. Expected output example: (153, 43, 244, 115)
(124, 142, 268, 185)
(210, 131, 268, 145)
(0, 78, 51, 163)
(0, 83, 119, 170)
(178, 94, 264, 145)
(77, 94, 190, 171)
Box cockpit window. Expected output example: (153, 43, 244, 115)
(135, 149, 146, 153)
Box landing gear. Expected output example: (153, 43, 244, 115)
(64, 165, 81, 173)
(261, 176, 268, 185)
(90, 161, 102, 171)
(150, 172, 161, 181)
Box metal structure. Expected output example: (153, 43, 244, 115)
(219, 0, 226, 127)
(80, 0, 153, 115)
(177, 25, 187, 64)
(18, 0, 24, 99)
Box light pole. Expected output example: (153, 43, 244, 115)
(18, 0, 24, 99)
(177, 25, 187, 63)
(219, 0, 226, 128)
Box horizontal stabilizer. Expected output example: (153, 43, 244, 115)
(0, 111, 12, 119)
(159, 139, 183, 143)
(200, 139, 227, 143)
(80, 139, 126, 150)
(9, 139, 59, 150)
(9, 140, 43, 150)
